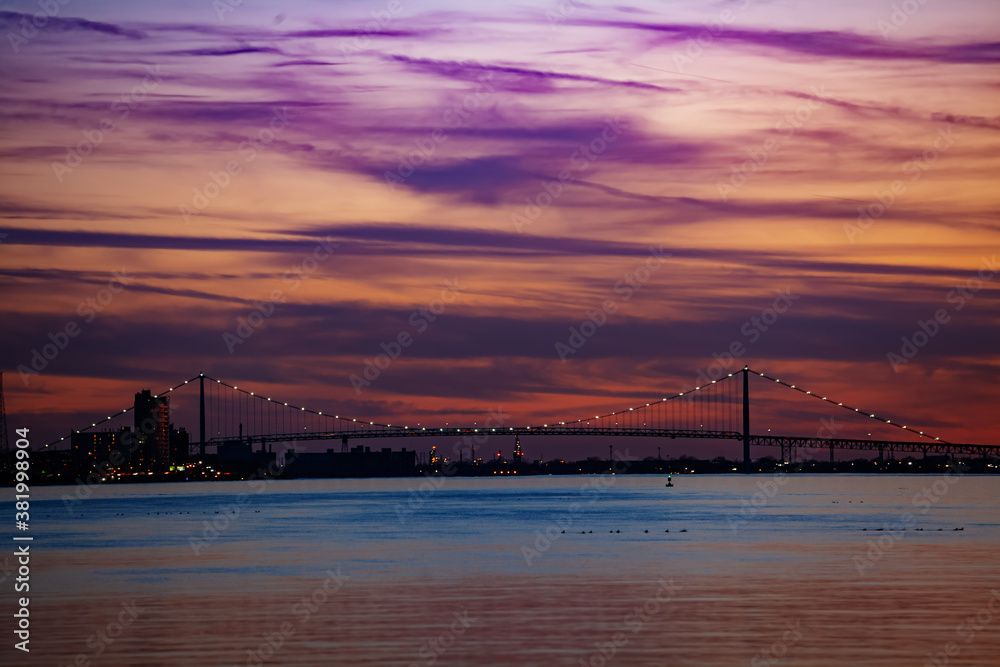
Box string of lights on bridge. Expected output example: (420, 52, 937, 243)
(552, 370, 739, 429)
(749, 368, 948, 444)
(45, 373, 404, 449)
(45, 368, 950, 447)
(46, 373, 507, 447)
(46, 372, 733, 444)
(43, 374, 205, 449)
(533, 367, 949, 443)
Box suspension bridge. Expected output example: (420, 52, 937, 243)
(41, 367, 998, 472)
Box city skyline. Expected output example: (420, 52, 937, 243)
(1, 1, 999, 460)
(21, 367, 999, 472)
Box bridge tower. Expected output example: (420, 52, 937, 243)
(199, 374, 206, 458)
(742, 366, 751, 473)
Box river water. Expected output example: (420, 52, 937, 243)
(8, 474, 1000, 666)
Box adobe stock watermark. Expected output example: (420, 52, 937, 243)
(52, 66, 165, 182)
(796, 415, 843, 462)
(578, 578, 681, 666)
(234, 568, 350, 667)
(728, 417, 840, 532)
(922, 590, 1000, 667)
(18, 269, 135, 385)
(7, 0, 72, 53)
(845, 126, 958, 243)
(555, 247, 670, 361)
(409, 609, 477, 667)
(854, 461, 968, 576)
(683, 288, 798, 389)
(521, 451, 632, 565)
(717, 86, 828, 200)
(55, 600, 143, 667)
(546, 0, 583, 29)
(212, 0, 245, 21)
(512, 116, 627, 233)
(911, 460, 968, 514)
(853, 513, 917, 577)
(180, 107, 294, 224)
(350, 279, 466, 395)
(189, 450, 296, 555)
(877, 0, 932, 40)
(395, 408, 511, 523)
(780, 415, 845, 466)
(750, 620, 805, 667)
(61, 419, 157, 514)
(337, 0, 411, 62)
(222, 237, 339, 353)
(668, 0, 754, 72)
(384, 68, 495, 191)
(887, 255, 997, 372)
(727, 473, 791, 532)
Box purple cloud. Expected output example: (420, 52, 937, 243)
(578, 20, 1000, 64)
(387, 54, 681, 93)
(0, 11, 146, 39)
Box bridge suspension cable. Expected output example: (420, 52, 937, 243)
(41, 373, 204, 450)
(747, 368, 948, 444)
(548, 370, 742, 434)
(43, 367, 964, 452)
(41, 372, 412, 449)
(199, 374, 407, 443)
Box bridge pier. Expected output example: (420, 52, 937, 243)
(341, 435, 348, 453)
(829, 443, 834, 463)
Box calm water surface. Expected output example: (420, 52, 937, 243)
(8, 474, 1000, 666)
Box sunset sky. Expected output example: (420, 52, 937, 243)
(1, 0, 998, 458)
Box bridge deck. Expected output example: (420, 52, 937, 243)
(206, 428, 998, 456)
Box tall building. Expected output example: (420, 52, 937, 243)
(513, 434, 524, 463)
(71, 429, 129, 467)
(134, 389, 170, 468)
(169, 426, 190, 465)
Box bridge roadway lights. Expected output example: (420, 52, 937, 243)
(202, 427, 997, 460)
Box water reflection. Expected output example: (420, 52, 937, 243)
(18, 475, 1000, 666)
